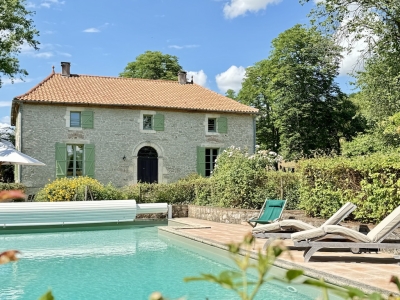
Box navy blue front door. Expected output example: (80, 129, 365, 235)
(137, 147, 158, 183)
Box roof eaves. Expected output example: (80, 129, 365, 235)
(14, 100, 259, 114)
(14, 72, 56, 100)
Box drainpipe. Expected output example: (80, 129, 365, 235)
(253, 115, 257, 154)
(17, 103, 23, 183)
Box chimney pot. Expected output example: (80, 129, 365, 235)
(61, 62, 71, 77)
(178, 71, 187, 85)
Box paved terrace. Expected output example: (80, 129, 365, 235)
(159, 218, 400, 296)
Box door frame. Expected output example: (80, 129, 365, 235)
(132, 142, 165, 184)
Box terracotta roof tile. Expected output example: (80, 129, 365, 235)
(14, 73, 258, 114)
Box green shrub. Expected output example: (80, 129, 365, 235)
(0, 182, 26, 192)
(122, 174, 212, 204)
(298, 151, 400, 223)
(35, 177, 124, 202)
(208, 146, 299, 209)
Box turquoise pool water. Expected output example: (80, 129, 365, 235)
(0, 226, 316, 300)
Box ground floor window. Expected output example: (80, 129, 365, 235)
(67, 144, 83, 177)
(205, 148, 218, 176)
(197, 147, 220, 177)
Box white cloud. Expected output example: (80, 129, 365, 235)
(41, 0, 65, 8)
(83, 23, 110, 33)
(0, 101, 12, 107)
(168, 45, 199, 50)
(215, 65, 246, 93)
(34, 52, 54, 58)
(0, 116, 10, 126)
(26, 2, 36, 8)
(57, 51, 72, 57)
(1, 78, 32, 86)
(339, 38, 367, 75)
(223, 0, 282, 19)
(83, 28, 100, 33)
(337, 3, 374, 76)
(187, 70, 208, 87)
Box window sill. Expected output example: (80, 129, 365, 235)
(67, 127, 83, 131)
(140, 129, 156, 134)
(206, 132, 220, 136)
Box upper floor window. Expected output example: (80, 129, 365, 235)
(143, 115, 153, 130)
(70, 112, 81, 127)
(205, 114, 228, 135)
(139, 111, 164, 133)
(66, 108, 93, 129)
(208, 118, 216, 132)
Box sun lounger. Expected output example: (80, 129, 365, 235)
(247, 199, 286, 228)
(292, 205, 400, 262)
(252, 202, 356, 250)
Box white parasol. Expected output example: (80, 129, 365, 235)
(0, 139, 45, 166)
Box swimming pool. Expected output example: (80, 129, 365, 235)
(0, 226, 323, 299)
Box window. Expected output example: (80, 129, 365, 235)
(143, 115, 153, 130)
(70, 112, 81, 127)
(205, 148, 218, 176)
(66, 110, 94, 129)
(197, 146, 220, 177)
(67, 144, 83, 177)
(140, 112, 164, 132)
(208, 118, 216, 132)
(205, 115, 228, 134)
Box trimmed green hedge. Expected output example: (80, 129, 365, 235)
(298, 150, 400, 223)
(122, 175, 210, 204)
(0, 183, 26, 192)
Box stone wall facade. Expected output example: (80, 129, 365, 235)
(17, 104, 255, 194)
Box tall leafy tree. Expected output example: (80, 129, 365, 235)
(301, 0, 400, 125)
(0, 0, 39, 87)
(238, 59, 279, 152)
(120, 51, 182, 81)
(239, 25, 361, 160)
(300, 0, 400, 60)
(355, 52, 400, 123)
(225, 89, 237, 100)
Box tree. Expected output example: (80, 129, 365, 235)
(238, 59, 280, 152)
(300, 0, 400, 126)
(0, 0, 39, 88)
(120, 51, 182, 81)
(300, 0, 400, 63)
(239, 25, 361, 160)
(225, 89, 237, 100)
(354, 52, 400, 124)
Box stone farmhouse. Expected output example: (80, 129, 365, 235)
(11, 62, 258, 193)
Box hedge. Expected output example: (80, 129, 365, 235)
(298, 150, 400, 223)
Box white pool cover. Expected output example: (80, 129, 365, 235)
(0, 200, 168, 227)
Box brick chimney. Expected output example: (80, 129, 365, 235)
(61, 62, 71, 77)
(178, 71, 187, 84)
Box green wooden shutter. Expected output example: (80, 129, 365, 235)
(217, 117, 228, 133)
(84, 144, 95, 178)
(55, 142, 67, 178)
(154, 113, 165, 131)
(196, 146, 206, 177)
(81, 111, 94, 129)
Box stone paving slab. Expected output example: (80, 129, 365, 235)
(161, 217, 400, 296)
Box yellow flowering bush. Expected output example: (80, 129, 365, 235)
(35, 177, 125, 202)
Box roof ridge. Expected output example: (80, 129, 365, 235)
(14, 72, 56, 100)
(57, 73, 184, 84)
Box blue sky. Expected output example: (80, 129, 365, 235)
(0, 0, 358, 127)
